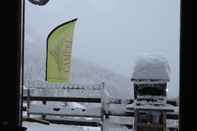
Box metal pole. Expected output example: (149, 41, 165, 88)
(17, 0, 25, 126)
(101, 82, 105, 131)
(27, 88, 30, 118)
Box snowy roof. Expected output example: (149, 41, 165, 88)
(131, 55, 171, 81)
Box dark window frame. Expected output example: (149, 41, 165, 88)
(14, 0, 193, 130)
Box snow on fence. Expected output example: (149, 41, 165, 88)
(23, 81, 134, 130)
(22, 81, 178, 131)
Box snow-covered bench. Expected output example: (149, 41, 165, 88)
(23, 81, 134, 130)
(23, 82, 105, 126)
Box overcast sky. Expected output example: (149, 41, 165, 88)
(25, 0, 180, 97)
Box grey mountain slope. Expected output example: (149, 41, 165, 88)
(24, 28, 133, 99)
(70, 58, 132, 99)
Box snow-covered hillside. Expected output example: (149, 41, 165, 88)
(24, 26, 132, 99)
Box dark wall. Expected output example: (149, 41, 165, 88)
(0, 0, 24, 130)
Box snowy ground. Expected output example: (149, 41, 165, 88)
(23, 122, 100, 131)
(23, 121, 132, 131)
(23, 120, 178, 131)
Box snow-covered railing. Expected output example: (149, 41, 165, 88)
(23, 81, 105, 103)
(23, 81, 105, 114)
(22, 81, 135, 130)
(24, 80, 104, 98)
(22, 81, 179, 131)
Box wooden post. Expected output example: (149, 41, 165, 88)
(101, 82, 105, 131)
(163, 112, 166, 131)
(134, 109, 138, 131)
(27, 88, 30, 118)
(42, 100, 47, 119)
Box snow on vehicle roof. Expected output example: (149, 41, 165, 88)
(132, 55, 171, 81)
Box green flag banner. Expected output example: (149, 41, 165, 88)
(46, 18, 77, 83)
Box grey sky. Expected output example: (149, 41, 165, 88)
(25, 0, 180, 97)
